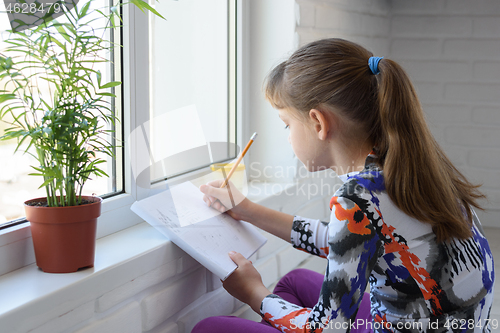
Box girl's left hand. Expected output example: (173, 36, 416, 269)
(223, 251, 271, 313)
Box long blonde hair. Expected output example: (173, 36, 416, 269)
(264, 38, 484, 242)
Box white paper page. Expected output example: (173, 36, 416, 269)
(170, 182, 221, 227)
(130, 182, 267, 279)
(177, 214, 265, 279)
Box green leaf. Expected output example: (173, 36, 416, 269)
(96, 70, 102, 88)
(38, 178, 56, 189)
(30, 166, 45, 172)
(54, 25, 72, 43)
(110, 6, 123, 25)
(131, 0, 166, 20)
(100, 81, 122, 89)
(79, 1, 92, 18)
(0, 93, 16, 104)
(51, 37, 66, 49)
(96, 92, 117, 98)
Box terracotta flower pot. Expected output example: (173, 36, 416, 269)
(24, 196, 102, 273)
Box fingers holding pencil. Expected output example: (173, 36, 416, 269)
(200, 132, 257, 219)
(201, 179, 231, 211)
(200, 180, 248, 220)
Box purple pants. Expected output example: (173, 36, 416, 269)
(192, 268, 373, 333)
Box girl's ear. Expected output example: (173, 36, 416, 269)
(308, 109, 332, 140)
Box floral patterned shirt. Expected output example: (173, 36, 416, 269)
(260, 153, 495, 332)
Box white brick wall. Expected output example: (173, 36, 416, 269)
(141, 269, 207, 331)
(391, 1, 500, 225)
(391, 16, 472, 37)
(295, 0, 500, 227)
(75, 302, 142, 333)
(31, 301, 95, 333)
(295, 0, 391, 55)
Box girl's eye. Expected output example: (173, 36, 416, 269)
(284, 125, 289, 130)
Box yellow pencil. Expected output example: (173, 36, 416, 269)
(220, 132, 257, 188)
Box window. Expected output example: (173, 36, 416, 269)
(0, 0, 240, 276)
(148, 0, 237, 183)
(0, 0, 123, 227)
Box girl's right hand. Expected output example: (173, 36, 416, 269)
(199, 180, 252, 221)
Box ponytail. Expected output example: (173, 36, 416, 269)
(376, 59, 484, 242)
(264, 38, 485, 242)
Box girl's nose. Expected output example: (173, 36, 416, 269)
(288, 135, 291, 144)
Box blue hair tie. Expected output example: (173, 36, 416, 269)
(368, 56, 383, 75)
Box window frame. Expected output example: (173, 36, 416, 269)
(0, 0, 126, 230)
(147, 0, 239, 184)
(0, 0, 243, 276)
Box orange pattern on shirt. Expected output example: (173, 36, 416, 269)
(262, 309, 320, 333)
(330, 197, 372, 236)
(375, 207, 444, 315)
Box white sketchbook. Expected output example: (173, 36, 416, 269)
(130, 182, 267, 280)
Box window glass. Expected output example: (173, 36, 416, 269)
(149, 0, 237, 182)
(0, 0, 123, 224)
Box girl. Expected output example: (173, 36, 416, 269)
(194, 38, 495, 333)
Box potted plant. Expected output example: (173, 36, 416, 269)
(0, 0, 163, 273)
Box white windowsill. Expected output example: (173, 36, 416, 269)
(0, 222, 166, 329)
(0, 180, 296, 331)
